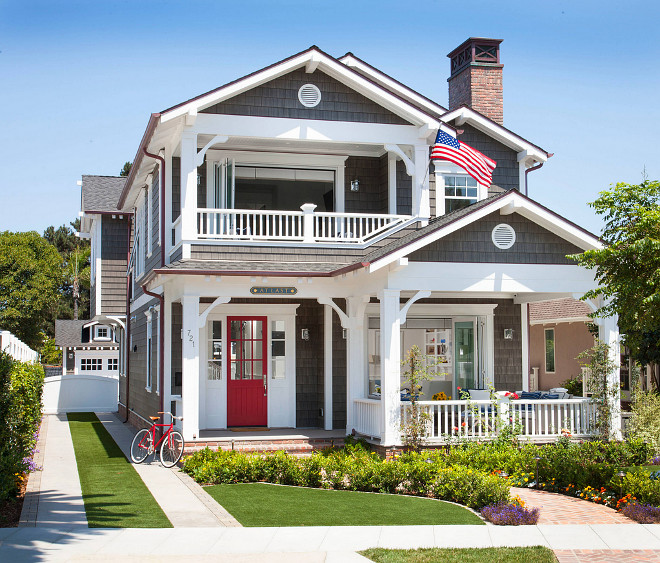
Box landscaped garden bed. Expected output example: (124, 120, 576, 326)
(360, 546, 557, 563)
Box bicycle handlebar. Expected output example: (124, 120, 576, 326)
(157, 411, 184, 421)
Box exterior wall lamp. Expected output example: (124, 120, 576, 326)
(301, 328, 310, 341)
(504, 329, 514, 340)
(350, 179, 360, 192)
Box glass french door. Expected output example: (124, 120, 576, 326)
(227, 317, 267, 427)
(454, 320, 476, 396)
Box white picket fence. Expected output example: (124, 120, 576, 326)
(354, 398, 598, 443)
(0, 330, 38, 363)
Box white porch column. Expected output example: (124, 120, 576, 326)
(412, 145, 430, 223)
(599, 314, 621, 439)
(181, 293, 201, 440)
(379, 289, 401, 446)
(323, 305, 333, 430)
(345, 296, 368, 434)
(164, 145, 173, 263)
(180, 131, 198, 256)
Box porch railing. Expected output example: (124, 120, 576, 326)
(389, 398, 598, 442)
(196, 206, 412, 244)
(354, 398, 382, 438)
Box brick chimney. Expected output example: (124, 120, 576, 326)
(448, 38, 503, 124)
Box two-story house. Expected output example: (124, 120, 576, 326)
(108, 39, 618, 449)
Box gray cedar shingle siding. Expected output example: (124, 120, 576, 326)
(201, 68, 412, 125)
(90, 280, 96, 319)
(331, 299, 347, 430)
(172, 157, 181, 221)
(144, 171, 162, 276)
(101, 216, 129, 314)
(127, 299, 161, 420)
(344, 156, 388, 214)
(458, 124, 520, 192)
(198, 161, 207, 207)
(407, 211, 583, 265)
(396, 160, 412, 215)
(295, 300, 324, 427)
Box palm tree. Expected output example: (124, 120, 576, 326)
(64, 246, 90, 320)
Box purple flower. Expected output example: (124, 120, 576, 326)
(622, 503, 660, 524)
(481, 503, 540, 525)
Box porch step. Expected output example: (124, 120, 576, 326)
(184, 437, 345, 457)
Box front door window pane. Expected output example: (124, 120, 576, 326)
(208, 320, 222, 380)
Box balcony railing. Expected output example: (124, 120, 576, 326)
(353, 398, 598, 443)
(196, 204, 413, 245)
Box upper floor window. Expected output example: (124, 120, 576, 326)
(95, 326, 110, 340)
(444, 175, 478, 213)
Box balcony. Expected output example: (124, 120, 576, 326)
(195, 204, 413, 245)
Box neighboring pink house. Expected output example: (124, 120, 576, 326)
(528, 298, 595, 391)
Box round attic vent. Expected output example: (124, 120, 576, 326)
(298, 84, 321, 108)
(491, 223, 516, 249)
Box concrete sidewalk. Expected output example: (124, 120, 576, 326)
(96, 412, 239, 528)
(19, 414, 88, 528)
(1, 523, 660, 562)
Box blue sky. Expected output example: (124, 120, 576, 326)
(1, 0, 658, 235)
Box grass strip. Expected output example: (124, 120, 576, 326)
(360, 546, 557, 563)
(204, 482, 483, 526)
(67, 412, 171, 528)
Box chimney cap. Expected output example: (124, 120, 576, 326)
(447, 37, 503, 78)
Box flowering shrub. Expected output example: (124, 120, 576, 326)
(183, 446, 509, 509)
(0, 353, 44, 501)
(431, 392, 449, 401)
(651, 455, 660, 465)
(621, 503, 660, 523)
(481, 502, 539, 525)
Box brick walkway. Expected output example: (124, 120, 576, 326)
(555, 550, 660, 562)
(511, 487, 634, 525)
(18, 415, 48, 526)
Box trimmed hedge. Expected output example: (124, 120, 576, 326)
(183, 444, 510, 510)
(0, 352, 44, 501)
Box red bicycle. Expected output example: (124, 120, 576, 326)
(130, 411, 184, 468)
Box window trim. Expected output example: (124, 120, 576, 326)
(95, 325, 110, 341)
(433, 162, 488, 217)
(145, 309, 153, 392)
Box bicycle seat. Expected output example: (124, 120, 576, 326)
(149, 416, 160, 421)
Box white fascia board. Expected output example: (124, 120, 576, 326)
(162, 50, 440, 129)
(339, 54, 447, 117)
(369, 192, 602, 273)
(194, 113, 425, 146)
(529, 316, 590, 326)
(441, 107, 547, 162)
(387, 262, 598, 294)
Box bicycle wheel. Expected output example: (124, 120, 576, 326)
(160, 431, 184, 468)
(131, 429, 153, 463)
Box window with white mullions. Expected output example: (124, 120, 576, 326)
(208, 320, 222, 381)
(444, 175, 478, 213)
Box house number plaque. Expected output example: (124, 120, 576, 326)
(250, 287, 297, 295)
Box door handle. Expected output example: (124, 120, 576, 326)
(263, 378, 267, 397)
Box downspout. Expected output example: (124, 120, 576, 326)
(122, 215, 132, 423)
(142, 148, 167, 417)
(524, 154, 552, 196)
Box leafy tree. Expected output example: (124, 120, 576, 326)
(571, 180, 660, 357)
(0, 232, 63, 349)
(120, 162, 132, 177)
(39, 333, 61, 365)
(63, 246, 90, 320)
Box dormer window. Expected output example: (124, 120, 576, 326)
(95, 326, 110, 341)
(434, 161, 488, 217)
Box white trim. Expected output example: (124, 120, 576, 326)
(145, 309, 153, 392)
(339, 54, 447, 117)
(365, 302, 498, 318)
(146, 174, 153, 257)
(162, 49, 442, 129)
(529, 316, 591, 326)
(521, 303, 529, 392)
(369, 191, 603, 273)
(92, 219, 102, 314)
(129, 289, 162, 313)
(441, 106, 548, 162)
(194, 113, 428, 147)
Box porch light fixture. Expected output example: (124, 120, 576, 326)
(350, 179, 360, 192)
(504, 329, 514, 340)
(301, 328, 310, 341)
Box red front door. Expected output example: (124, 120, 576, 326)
(227, 317, 267, 426)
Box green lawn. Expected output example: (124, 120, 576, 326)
(67, 412, 172, 528)
(204, 483, 484, 527)
(360, 547, 557, 563)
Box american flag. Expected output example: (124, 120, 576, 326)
(431, 130, 496, 186)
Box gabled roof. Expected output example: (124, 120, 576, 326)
(441, 105, 549, 163)
(81, 175, 126, 213)
(366, 189, 602, 272)
(338, 52, 448, 117)
(55, 320, 86, 347)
